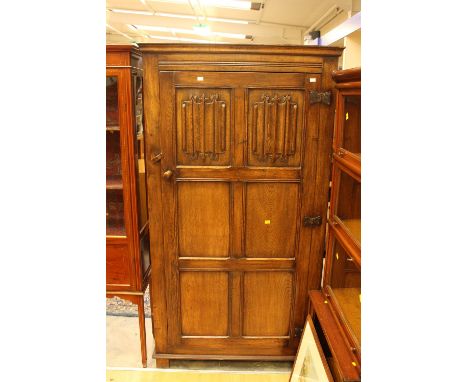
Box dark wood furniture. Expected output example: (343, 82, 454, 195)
(140, 44, 343, 367)
(106, 45, 151, 368)
(309, 67, 361, 382)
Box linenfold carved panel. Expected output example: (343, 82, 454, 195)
(176, 89, 231, 166)
(248, 90, 304, 167)
(182, 94, 226, 159)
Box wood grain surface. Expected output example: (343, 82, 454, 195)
(142, 45, 340, 363)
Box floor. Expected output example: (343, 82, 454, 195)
(107, 290, 293, 380)
(106, 315, 155, 368)
(106, 368, 290, 382)
(107, 314, 293, 380)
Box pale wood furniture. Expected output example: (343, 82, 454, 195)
(140, 44, 343, 367)
(106, 45, 151, 367)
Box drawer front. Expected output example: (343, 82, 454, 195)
(106, 242, 134, 290)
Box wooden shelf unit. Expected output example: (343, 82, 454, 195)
(309, 67, 361, 382)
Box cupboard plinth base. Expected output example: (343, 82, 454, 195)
(154, 353, 295, 362)
(156, 358, 170, 368)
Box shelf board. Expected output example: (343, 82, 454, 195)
(331, 287, 361, 346)
(106, 225, 126, 237)
(106, 176, 123, 190)
(340, 218, 361, 244)
(106, 125, 120, 132)
(309, 291, 361, 380)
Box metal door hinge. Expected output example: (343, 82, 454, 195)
(150, 152, 163, 163)
(294, 327, 303, 338)
(309, 90, 331, 105)
(303, 215, 322, 227)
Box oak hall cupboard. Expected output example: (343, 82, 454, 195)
(140, 44, 343, 367)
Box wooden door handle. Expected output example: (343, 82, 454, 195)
(162, 170, 173, 179)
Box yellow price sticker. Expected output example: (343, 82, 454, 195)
(264, 220, 271, 225)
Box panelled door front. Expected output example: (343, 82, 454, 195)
(159, 70, 326, 357)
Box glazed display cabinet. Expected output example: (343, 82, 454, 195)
(140, 43, 343, 367)
(106, 45, 151, 367)
(309, 67, 361, 382)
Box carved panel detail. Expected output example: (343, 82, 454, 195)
(251, 94, 298, 163)
(181, 94, 226, 160)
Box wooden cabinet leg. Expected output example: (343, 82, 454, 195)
(137, 295, 148, 368)
(156, 358, 170, 368)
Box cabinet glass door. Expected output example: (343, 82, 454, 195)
(133, 74, 148, 230)
(328, 236, 361, 347)
(342, 94, 361, 155)
(334, 168, 361, 245)
(106, 76, 126, 236)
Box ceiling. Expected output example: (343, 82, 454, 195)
(106, 0, 353, 45)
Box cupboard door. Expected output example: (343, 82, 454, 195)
(106, 68, 137, 291)
(156, 71, 328, 357)
(106, 74, 128, 237)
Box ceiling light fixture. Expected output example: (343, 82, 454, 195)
(193, 24, 211, 36)
(207, 17, 249, 24)
(155, 12, 197, 20)
(133, 25, 170, 32)
(106, 24, 135, 42)
(199, 0, 255, 10)
(153, 0, 187, 3)
(149, 35, 221, 44)
(152, 12, 249, 24)
(156, 0, 260, 8)
(212, 31, 247, 39)
(134, 25, 250, 40)
(108, 8, 153, 16)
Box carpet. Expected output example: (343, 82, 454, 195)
(106, 285, 151, 318)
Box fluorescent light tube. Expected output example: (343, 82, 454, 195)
(155, 12, 197, 20)
(136, 24, 250, 40)
(149, 35, 182, 41)
(134, 25, 171, 32)
(213, 31, 246, 39)
(200, 0, 252, 10)
(109, 8, 153, 16)
(107, 24, 135, 42)
(207, 17, 249, 24)
(149, 35, 219, 44)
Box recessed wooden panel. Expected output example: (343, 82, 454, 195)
(177, 182, 230, 257)
(243, 272, 293, 336)
(245, 183, 299, 258)
(176, 88, 231, 166)
(247, 89, 304, 167)
(106, 244, 132, 287)
(180, 271, 229, 336)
